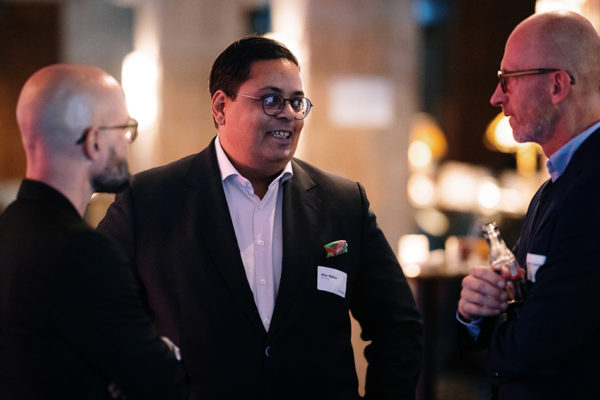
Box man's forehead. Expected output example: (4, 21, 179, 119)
(243, 59, 303, 90)
(501, 32, 538, 70)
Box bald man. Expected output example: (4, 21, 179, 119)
(457, 11, 600, 399)
(0, 65, 187, 399)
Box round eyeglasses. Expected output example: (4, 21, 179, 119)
(75, 117, 139, 145)
(237, 93, 313, 120)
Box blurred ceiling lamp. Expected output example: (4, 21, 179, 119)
(484, 112, 541, 176)
(408, 113, 447, 170)
(122, 51, 158, 131)
(535, 0, 584, 13)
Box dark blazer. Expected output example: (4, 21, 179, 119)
(0, 180, 187, 400)
(97, 139, 423, 400)
(468, 129, 600, 400)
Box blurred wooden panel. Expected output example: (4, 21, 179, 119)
(0, 3, 59, 180)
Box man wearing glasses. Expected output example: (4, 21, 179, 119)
(457, 11, 600, 399)
(98, 36, 422, 400)
(0, 64, 187, 399)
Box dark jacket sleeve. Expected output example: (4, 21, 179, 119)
(52, 230, 187, 400)
(349, 183, 423, 400)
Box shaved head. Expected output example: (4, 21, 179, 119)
(507, 11, 600, 94)
(15, 64, 133, 209)
(491, 11, 600, 155)
(16, 64, 127, 153)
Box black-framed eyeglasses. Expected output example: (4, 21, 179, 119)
(237, 93, 313, 120)
(75, 117, 138, 145)
(497, 68, 575, 93)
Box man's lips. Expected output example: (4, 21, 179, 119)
(268, 130, 292, 139)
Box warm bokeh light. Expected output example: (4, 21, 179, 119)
(477, 178, 501, 211)
(407, 173, 436, 207)
(409, 112, 448, 159)
(415, 208, 450, 236)
(498, 187, 526, 214)
(408, 140, 433, 169)
(398, 234, 430, 277)
(516, 143, 542, 176)
(437, 162, 484, 211)
(485, 112, 517, 153)
(403, 263, 422, 278)
(485, 112, 543, 175)
(122, 51, 158, 131)
(535, 0, 584, 13)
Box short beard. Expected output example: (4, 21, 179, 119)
(91, 147, 131, 193)
(514, 111, 557, 145)
(512, 91, 558, 146)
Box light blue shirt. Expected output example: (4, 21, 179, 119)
(546, 121, 600, 181)
(215, 136, 293, 331)
(458, 121, 600, 339)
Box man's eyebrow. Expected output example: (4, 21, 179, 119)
(258, 86, 305, 96)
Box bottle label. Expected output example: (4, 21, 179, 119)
(526, 253, 546, 282)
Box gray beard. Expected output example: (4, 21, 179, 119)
(512, 93, 558, 146)
(91, 147, 131, 193)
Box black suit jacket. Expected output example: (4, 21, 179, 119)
(0, 180, 187, 399)
(467, 129, 600, 399)
(97, 139, 423, 400)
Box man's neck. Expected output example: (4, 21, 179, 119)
(541, 118, 600, 157)
(233, 166, 281, 199)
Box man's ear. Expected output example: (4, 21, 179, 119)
(211, 90, 229, 126)
(80, 127, 102, 160)
(551, 71, 572, 104)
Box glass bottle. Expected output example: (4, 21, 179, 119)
(482, 222, 527, 304)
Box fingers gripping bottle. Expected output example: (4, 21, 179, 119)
(482, 222, 528, 304)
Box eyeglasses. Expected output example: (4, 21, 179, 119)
(497, 68, 575, 93)
(75, 117, 139, 145)
(237, 94, 313, 120)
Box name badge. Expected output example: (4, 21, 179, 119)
(526, 253, 546, 282)
(317, 266, 347, 298)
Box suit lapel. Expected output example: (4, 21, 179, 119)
(183, 139, 264, 333)
(530, 180, 554, 239)
(532, 129, 600, 239)
(269, 160, 321, 338)
(515, 180, 548, 265)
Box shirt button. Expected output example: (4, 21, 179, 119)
(265, 346, 272, 358)
(256, 239, 264, 246)
(263, 318, 270, 325)
(257, 203, 264, 210)
(260, 279, 267, 285)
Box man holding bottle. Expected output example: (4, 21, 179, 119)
(457, 11, 600, 400)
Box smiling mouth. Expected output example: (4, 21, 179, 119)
(269, 130, 291, 139)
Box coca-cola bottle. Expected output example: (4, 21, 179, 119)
(482, 222, 527, 304)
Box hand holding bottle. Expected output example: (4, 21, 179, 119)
(459, 265, 508, 321)
(482, 223, 528, 304)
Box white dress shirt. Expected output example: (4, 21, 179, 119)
(215, 136, 293, 331)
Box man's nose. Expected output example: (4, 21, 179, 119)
(490, 83, 506, 108)
(277, 100, 296, 120)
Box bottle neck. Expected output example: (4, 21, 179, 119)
(486, 234, 510, 261)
